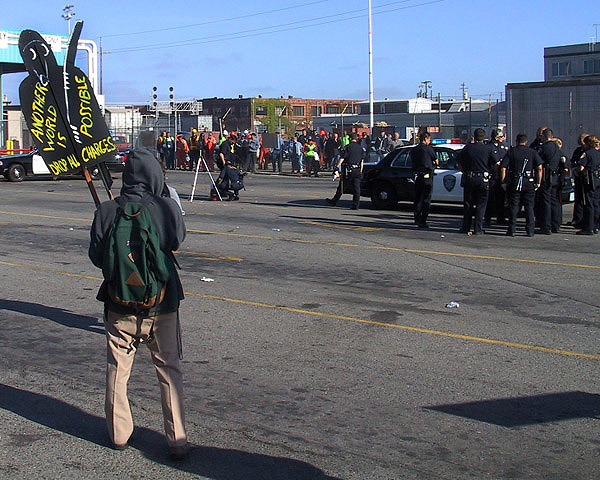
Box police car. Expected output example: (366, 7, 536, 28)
(361, 140, 465, 209)
(0, 149, 126, 182)
(0, 150, 51, 182)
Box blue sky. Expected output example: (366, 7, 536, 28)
(2, 0, 598, 105)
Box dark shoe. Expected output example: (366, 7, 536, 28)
(506, 230, 515, 237)
(526, 231, 534, 237)
(169, 443, 191, 461)
(233, 195, 239, 201)
(350, 206, 359, 210)
(113, 443, 128, 451)
(576, 230, 594, 235)
(551, 227, 560, 233)
(326, 198, 337, 206)
(417, 223, 429, 229)
(537, 229, 552, 235)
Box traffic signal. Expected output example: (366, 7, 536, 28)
(152, 86, 157, 107)
(169, 86, 175, 109)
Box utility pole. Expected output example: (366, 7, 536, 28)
(421, 81, 432, 100)
(461, 83, 468, 100)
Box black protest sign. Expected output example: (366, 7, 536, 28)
(18, 21, 115, 176)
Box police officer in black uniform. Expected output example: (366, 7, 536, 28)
(410, 131, 438, 228)
(456, 128, 497, 235)
(569, 132, 590, 228)
(537, 128, 568, 234)
(326, 132, 363, 210)
(576, 135, 600, 235)
(500, 133, 543, 237)
(530, 126, 548, 153)
(484, 128, 509, 227)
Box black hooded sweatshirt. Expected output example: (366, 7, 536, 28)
(89, 148, 186, 314)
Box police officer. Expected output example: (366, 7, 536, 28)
(456, 128, 497, 235)
(326, 132, 363, 210)
(569, 132, 590, 228)
(537, 128, 568, 234)
(576, 135, 600, 235)
(484, 128, 509, 226)
(410, 131, 438, 228)
(530, 126, 548, 152)
(500, 133, 543, 237)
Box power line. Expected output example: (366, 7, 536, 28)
(107, 0, 444, 55)
(99, 0, 332, 39)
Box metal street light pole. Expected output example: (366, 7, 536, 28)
(368, 0, 374, 136)
(62, 4, 75, 35)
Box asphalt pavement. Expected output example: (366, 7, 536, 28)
(0, 168, 598, 480)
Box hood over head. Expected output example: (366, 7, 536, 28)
(120, 148, 164, 199)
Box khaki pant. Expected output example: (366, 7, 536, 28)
(104, 310, 187, 447)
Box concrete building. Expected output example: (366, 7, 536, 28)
(507, 41, 600, 155)
(544, 42, 600, 80)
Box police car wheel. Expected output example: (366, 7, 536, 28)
(89, 166, 101, 179)
(7, 163, 26, 182)
(371, 182, 397, 210)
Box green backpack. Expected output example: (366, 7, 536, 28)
(102, 198, 172, 310)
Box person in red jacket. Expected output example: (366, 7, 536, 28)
(203, 132, 216, 171)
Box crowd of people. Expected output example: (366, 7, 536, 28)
(156, 127, 406, 176)
(154, 125, 600, 237)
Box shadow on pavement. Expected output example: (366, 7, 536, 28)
(0, 384, 342, 480)
(0, 299, 104, 335)
(424, 391, 600, 427)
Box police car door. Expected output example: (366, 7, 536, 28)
(432, 147, 462, 203)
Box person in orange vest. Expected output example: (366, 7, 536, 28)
(188, 128, 201, 172)
(176, 134, 189, 170)
(203, 132, 216, 172)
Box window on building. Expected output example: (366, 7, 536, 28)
(326, 105, 340, 114)
(583, 59, 600, 75)
(359, 104, 370, 115)
(255, 106, 267, 116)
(552, 61, 571, 77)
(257, 124, 268, 134)
(293, 105, 305, 116)
(311, 106, 322, 116)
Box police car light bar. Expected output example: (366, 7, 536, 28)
(431, 139, 463, 144)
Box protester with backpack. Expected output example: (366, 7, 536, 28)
(88, 148, 189, 460)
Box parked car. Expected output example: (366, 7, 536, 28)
(0, 149, 127, 182)
(362, 142, 465, 209)
(0, 150, 50, 182)
(362, 141, 575, 210)
(89, 150, 128, 178)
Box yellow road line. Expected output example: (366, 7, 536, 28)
(0, 210, 597, 270)
(0, 210, 90, 222)
(178, 251, 242, 262)
(188, 229, 600, 270)
(298, 220, 384, 232)
(0, 259, 597, 361)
